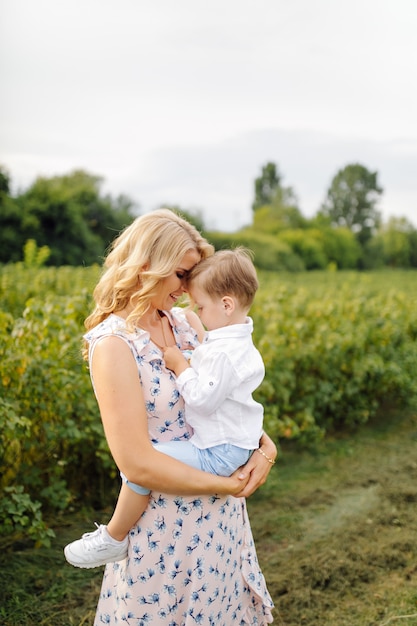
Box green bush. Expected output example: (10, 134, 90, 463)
(1, 264, 417, 544)
(278, 229, 328, 269)
(206, 229, 304, 271)
(0, 269, 114, 545)
(0, 263, 99, 318)
(251, 272, 417, 444)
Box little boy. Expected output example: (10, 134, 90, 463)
(64, 247, 271, 568)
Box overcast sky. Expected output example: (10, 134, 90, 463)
(1, 0, 416, 231)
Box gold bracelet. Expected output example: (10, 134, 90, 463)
(257, 448, 276, 465)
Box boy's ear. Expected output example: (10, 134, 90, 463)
(222, 296, 235, 314)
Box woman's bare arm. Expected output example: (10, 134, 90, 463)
(185, 309, 205, 342)
(90, 335, 249, 496)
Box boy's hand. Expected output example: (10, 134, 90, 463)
(163, 345, 190, 376)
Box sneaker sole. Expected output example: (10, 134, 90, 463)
(63, 546, 127, 569)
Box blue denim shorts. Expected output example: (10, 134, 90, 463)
(121, 441, 252, 495)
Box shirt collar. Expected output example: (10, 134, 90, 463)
(204, 316, 254, 342)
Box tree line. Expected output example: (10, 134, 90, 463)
(0, 168, 136, 266)
(0, 162, 416, 270)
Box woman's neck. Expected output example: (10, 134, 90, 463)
(140, 307, 163, 328)
(139, 308, 175, 348)
(117, 304, 160, 326)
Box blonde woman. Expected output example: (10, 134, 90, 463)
(65, 209, 275, 625)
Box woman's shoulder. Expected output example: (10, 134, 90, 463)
(84, 314, 133, 343)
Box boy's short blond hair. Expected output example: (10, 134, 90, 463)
(188, 247, 258, 310)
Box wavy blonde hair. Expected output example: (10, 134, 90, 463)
(83, 209, 214, 356)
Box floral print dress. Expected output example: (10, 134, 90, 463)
(85, 308, 274, 626)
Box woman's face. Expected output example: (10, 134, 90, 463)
(154, 249, 201, 310)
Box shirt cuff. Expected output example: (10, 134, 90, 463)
(176, 366, 198, 388)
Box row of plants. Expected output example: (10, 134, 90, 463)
(252, 271, 417, 443)
(1, 265, 417, 546)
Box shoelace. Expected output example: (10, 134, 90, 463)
(81, 522, 106, 550)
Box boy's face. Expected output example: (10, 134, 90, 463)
(188, 283, 227, 331)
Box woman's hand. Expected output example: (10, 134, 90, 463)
(223, 468, 251, 495)
(234, 432, 277, 498)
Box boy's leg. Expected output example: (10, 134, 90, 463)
(64, 479, 149, 569)
(154, 439, 202, 470)
(155, 440, 250, 477)
(64, 440, 219, 569)
(105, 444, 201, 541)
(197, 444, 251, 476)
(107, 481, 149, 540)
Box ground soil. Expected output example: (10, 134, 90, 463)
(248, 410, 417, 626)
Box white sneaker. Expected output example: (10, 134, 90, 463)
(64, 524, 128, 568)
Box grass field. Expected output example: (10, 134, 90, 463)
(252, 409, 417, 626)
(2, 409, 417, 625)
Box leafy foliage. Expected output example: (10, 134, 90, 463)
(1, 264, 417, 545)
(0, 169, 138, 266)
(370, 216, 415, 268)
(2, 162, 417, 270)
(252, 162, 282, 211)
(207, 229, 304, 271)
(319, 163, 383, 246)
(251, 272, 417, 444)
(22, 239, 51, 268)
(252, 201, 306, 233)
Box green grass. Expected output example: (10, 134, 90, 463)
(248, 410, 417, 625)
(0, 513, 104, 626)
(2, 410, 417, 625)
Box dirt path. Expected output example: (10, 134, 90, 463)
(302, 484, 380, 542)
(249, 411, 417, 626)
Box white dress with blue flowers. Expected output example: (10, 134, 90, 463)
(85, 308, 274, 626)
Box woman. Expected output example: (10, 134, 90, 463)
(82, 209, 275, 625)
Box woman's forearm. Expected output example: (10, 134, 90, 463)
(233, 430, 277, 498)
(259, 431, 278, 462)
(122, 447, 245, 497)
(92, 336, 248, 497)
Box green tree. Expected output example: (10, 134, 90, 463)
(252, 162, 282, 211)
(253, 192, 306, 234)
(409, 230, 417, 268)
(319, 163, 383, 246)
(373, 217, 414, 268)
(0, 166, 25, 263)
(9, 170, 137, 266)
(251, 162, 305, 234)
(0, 164, 10, 194)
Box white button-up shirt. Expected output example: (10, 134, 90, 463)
(176, 317, 264, 450)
